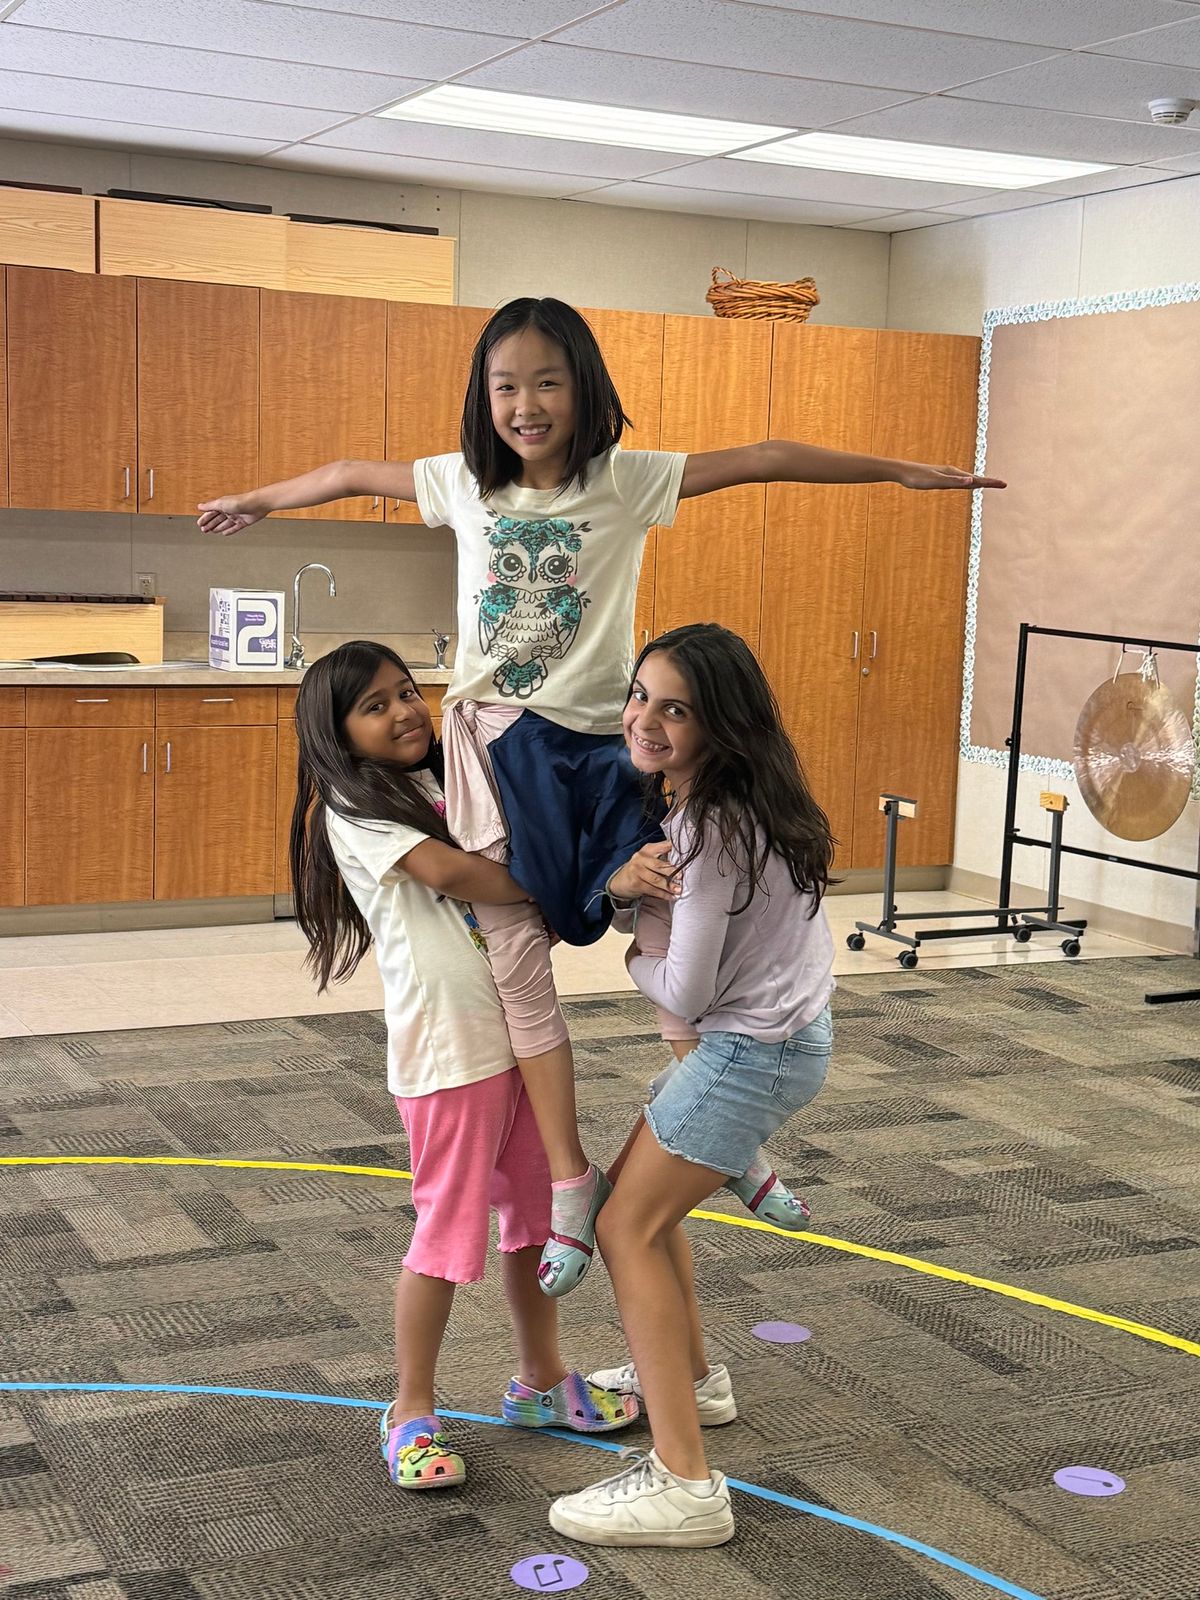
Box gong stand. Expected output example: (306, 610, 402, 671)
(999, 623, 1200, 1008)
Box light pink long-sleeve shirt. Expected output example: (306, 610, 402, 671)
(626, 810, 835, 1041)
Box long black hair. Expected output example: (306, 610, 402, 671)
(461, 297, 630, 496)
(631, 624, 837, 915)
(289, 640, 454, 992)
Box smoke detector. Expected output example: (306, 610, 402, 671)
(1148, 97, 1197, 125)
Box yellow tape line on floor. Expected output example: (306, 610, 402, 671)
(4, 1154, 1197, 1362)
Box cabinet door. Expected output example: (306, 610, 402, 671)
(8, 268, 136, 512)
(386, 302, 489, 525)
(26, 728, 153, 905)
(275, 718, 298, 895)
(0, 272, 7, 508)
(260, 290, 386, 523)
(762, 324, 877, 863)
(853, 331, 980, 869)
(137, 278, 258, 515)
(656, 317, 771, 647)
(155, 726, 276, 900)
(584, 306, 665, 649)
(0, 729, 23, 906)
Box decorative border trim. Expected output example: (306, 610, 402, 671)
(960, 281, 1200, 793)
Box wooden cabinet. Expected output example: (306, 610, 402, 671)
(0, 271, 6, 509)
(155, 725, 276, 901)
(276, 717, 299, 895)
(656, 317, 772, 647)
(853, 332, 979, 870)
(99, 198, 288, 291)
(7, 267, 136, 512)
(0, 692, 23, 905)
(763, 324, 877, 863)
(26, 727, 154, 905)
(0, 188, 95, 274)
(137, 278, 259, 515)
(386, 302, 489, 525)
(260, 290, 386, 523)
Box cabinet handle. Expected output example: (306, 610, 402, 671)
(850, 630, 859, 660)
(141, 741, 148, 774)
(201, 697, 234, 704)
(148, 466, 155, 500)
(75, 697, 109, 704)
(165, 740, 172, 774)
(641, 629, 649, 647)
(372, 495, 380, 510)
(123, 466, 131, 500)
(869, 630, 878, 660)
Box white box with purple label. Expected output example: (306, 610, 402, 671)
(208, 588, 286, 671)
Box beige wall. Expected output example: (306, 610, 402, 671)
(885, 173, 1200, 947)
(0, 132, 889, 639)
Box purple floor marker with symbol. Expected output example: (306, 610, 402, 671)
(753, 1321, 812, 1344)
(511, 1554, 589, 1591)
(1053, 1466, 1125, 1497)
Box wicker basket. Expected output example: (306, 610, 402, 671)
(705, 266, 820, 323)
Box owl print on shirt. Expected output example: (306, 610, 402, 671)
(476, 513, 590, 699)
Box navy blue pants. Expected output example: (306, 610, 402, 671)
(488, 712, 667, 947)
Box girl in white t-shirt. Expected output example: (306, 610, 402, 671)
(288, 639, 638, 1492)
(201, 297, 1004, 1299)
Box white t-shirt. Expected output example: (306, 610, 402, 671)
(414, 447, 686, 735)
(325, 772, 515, 1099)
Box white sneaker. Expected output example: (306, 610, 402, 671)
(586, 1360, 737, 1426)
(549, 1448, 734, 1548)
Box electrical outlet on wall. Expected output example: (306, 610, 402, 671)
(136, 572, 157, 601)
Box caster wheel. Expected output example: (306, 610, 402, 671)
(846, 933, 867, 951)
(899, 950, 919, 970)
(1061, 939, 1081, 958)
(1013, 926, 1033, 944)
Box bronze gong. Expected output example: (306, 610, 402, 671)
(1073, 672, 1194, 841)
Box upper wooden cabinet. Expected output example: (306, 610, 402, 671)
(0, 271, 6, 509)
(656, 316, 772, 646)
(0, 189, 95, 273)
(285, 222, 454, 304)
(260, 290, 386, 523)
(99, 198, 288, 290)
(583, 307, 664, 450)
(386, 302, 488, 525)
(137, 278, 259, 515)
(7, 267, 136, 512)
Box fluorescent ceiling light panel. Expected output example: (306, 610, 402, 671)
(377, 85, 794, 157)
(731, 132, 1113, 189)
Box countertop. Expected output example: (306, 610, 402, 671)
(0, 664, 455, 688)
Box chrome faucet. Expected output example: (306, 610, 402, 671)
(286, 562, 336, 670)
(431, 629, 450, 670)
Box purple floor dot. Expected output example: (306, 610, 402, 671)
(1053, 1466, 1126, 1497)
(753, 1320, 812, 1344)
(511, 1554, 589, 1591)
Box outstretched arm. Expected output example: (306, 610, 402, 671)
(197, 459, 417, 536)
(679, 440, 1005, 500)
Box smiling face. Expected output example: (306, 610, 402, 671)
(487, 327, 577, 485)
(342, 662, 432, 767)
(623, 648, 708, 792)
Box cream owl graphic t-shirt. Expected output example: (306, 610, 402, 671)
(414, 448, 685, 736)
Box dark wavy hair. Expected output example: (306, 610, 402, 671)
(461, 297, 630, 496)
(289, 640, 453, 992)
(630, 624, 837, 915)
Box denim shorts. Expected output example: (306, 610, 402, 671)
(644, 1005, 832, 1178)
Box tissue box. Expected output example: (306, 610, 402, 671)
(208, 588, 286, 670)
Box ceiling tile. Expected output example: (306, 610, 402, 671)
(1034, 163, 1184, 195)
(10, 0, 518, 76)
(255, 0, 602, 35)
(1088, 14, 1200, 66)
(0, 69, 340, 139)
(843, 210, 949, 229)
(461, 42, 917, 127)
(833, 93, 1200, 162)
(946, 47, 1200, 122)
(552, 0, 1055, 93)
(723, 0, 1198, 49)
(646, 154, 984, 207)
(307, 115, 699, 180)
(576, 180, 897, 225)
(0, 26, 426, 111)
(0, 105, 282, 157)
(1149, 150, 1200, 169)
(265, 144, 615, 197)
(931, 189, 1079, 216)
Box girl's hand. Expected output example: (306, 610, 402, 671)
(891, 462, 1007, 491)
(196, 497, 267, 536)
(608, 841, 679, 903)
